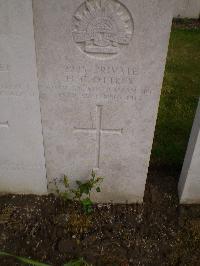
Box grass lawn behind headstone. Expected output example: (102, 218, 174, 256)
(151, 23, 200, 171)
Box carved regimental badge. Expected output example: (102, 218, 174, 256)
(72, 0, 134, 58)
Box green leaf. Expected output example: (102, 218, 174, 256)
(0, 252, 89, 266)
(63, 175, 69, 188)
(91, 170, 96, 179)
(63, 258, 89, 266)
(81, 198, 93, 214)
(96, 187, 101, 192)
(0, 251, 9, 256)
(16, 257, 50, 266)
(0, 251, 50, 266)
(81, 198, 92, 206)
(76, 180, 82, 186)
(79, 183, 91, 195)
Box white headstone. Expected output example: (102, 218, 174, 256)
(179, 99, 200, 204)
(174, 0, 200, 19)
(33, 0, 173, 203)
(0, 0, 47, 194)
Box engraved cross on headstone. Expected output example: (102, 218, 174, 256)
(74, 105, 123, 170)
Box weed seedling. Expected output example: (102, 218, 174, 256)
(72, 170, 103, 214)
(55, 170, 103, 214)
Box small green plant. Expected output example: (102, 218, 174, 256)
(55, 175, 71, 202)
(55, 170, 103, 214)
(0, 251, 89, 266)
(72, 170, 103, 214)
(0, 251, 49, 266)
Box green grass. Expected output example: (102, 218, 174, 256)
(151, 27, 200, 171)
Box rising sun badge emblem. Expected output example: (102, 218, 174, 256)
(72, 0, 134, 58)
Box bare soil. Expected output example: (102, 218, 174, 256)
(0, 170, 199, 266)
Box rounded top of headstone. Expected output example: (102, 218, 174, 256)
(72, 0, 134, 59)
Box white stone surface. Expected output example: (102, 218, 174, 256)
(179, 99, 200, 204)
(0, 0, 47, 194)
(33, 0, 173, 203)
(174, 0, 200, 19)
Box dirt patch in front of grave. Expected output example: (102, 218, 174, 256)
(0, 169, 199, 266)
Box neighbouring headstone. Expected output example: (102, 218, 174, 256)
(33, 0, 174, 202)
(179, 99, 200, 204)
(0, 0, 47, 194)
(174, 0, 200, 19)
